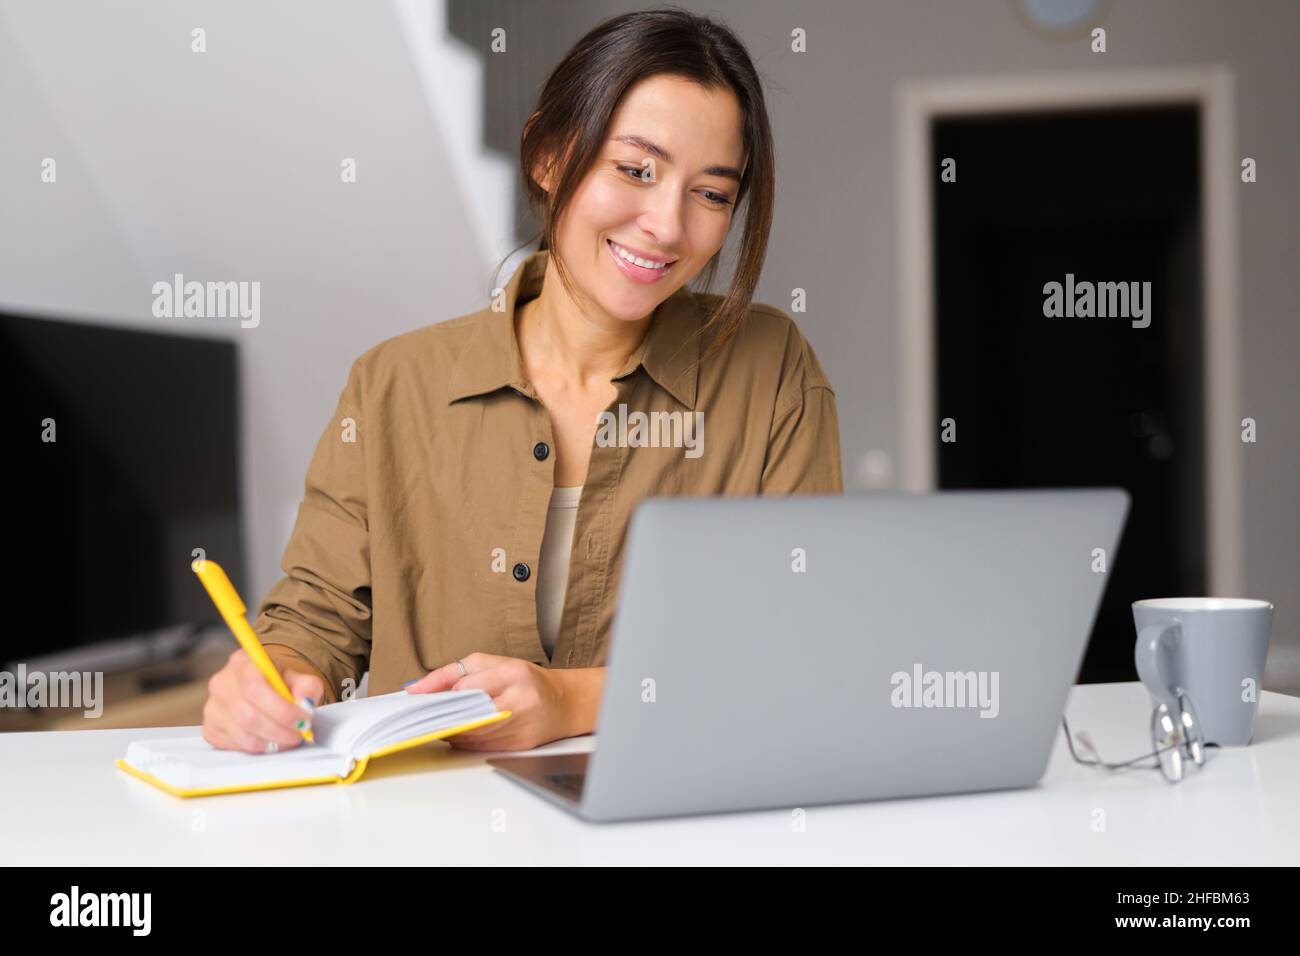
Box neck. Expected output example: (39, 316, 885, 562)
(517, 258, 653, 389)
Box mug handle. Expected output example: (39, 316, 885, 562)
(1134, 623, 1181, 710)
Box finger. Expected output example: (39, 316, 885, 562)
(228, 684, 309, 750)
(202, 714, 239, 752)
(461, 652, 510, 670)
(242, 668, 314, 732)
(408, 652, 517, 694)
(451, 667, 515, 698)
(209, 712, 275, 755)
(406, 661, 468, 694)
(227, 729, 270, 754)
(235, 702, 306, 751)
(283, 668, 325, 709)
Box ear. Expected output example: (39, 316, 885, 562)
(530, 152, 557, 195)
(523, 112, 557, 194)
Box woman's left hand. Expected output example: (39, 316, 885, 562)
(404, 652, 572, 751)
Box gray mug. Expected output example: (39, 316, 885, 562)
(1133, 598, 1274, 747)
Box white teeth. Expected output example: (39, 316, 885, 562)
(610, 241, 670, 270)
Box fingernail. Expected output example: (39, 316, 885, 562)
(297, 696, 317, 714)
(295, 718, 311, 731)
(403, 679, 417, 688)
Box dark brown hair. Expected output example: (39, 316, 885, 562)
(497, 6, 775, 374)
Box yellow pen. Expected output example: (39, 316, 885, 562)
(191, 558, 315, 744)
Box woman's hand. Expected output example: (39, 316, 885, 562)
(405, 652, 582, 751)
(202, 649, 323, 753)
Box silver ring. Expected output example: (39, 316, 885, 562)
(265, 740, 279, 755)
(455, 660, 467, 678)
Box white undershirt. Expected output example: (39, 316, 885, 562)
(536, 484, 583, 659)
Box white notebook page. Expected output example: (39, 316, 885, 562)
(121, 689, 499, 791)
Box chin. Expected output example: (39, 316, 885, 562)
(604, 288, 671, 322)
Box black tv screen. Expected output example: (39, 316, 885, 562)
(0, 312, 245, 664)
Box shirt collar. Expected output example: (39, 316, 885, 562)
(446, 249, 701, 409)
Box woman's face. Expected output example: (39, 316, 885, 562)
(548, 75, 746, 323)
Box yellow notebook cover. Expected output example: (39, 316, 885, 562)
(116, 706, 511, 798)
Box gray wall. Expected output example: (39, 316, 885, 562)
(526, 0, 1300, 686)
(0, 0, 491, 622)
(2, 1, 1295, 686)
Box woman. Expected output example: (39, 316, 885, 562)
(202, 8, 843, 754)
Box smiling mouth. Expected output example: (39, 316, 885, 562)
(606, 239, 678, 271)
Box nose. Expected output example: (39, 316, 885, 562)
(636, 182, 685, 251)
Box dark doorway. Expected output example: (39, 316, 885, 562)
(931, 106, 1205, 683)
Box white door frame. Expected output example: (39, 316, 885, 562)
(896, 66, 1243, 595)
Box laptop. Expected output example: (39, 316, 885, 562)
(488, 488, 1129, 822)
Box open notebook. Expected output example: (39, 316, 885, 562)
(116, 690, 510, 797)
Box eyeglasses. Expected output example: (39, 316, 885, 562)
(1062, 687, 1206, 783)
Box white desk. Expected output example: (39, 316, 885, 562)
(3, 682, 1298, 865)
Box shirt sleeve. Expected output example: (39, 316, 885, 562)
(761, 385, 845, 494)
(760, 320, 845, 494)
(252, 359, 373, 703)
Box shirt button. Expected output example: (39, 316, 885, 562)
(532, 441, 550, 461)
(512, 562, 531, 582)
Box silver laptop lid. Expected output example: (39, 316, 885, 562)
(580, 489, 1129, 821)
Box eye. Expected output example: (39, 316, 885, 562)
(616, 162, 733, 208)
(616, 163, 652, 182)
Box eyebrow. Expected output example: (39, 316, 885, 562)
(610, 134, 744, 182)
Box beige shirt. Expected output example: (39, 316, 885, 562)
(536, 484, 583, 660)
(254, 249, 844, 703)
